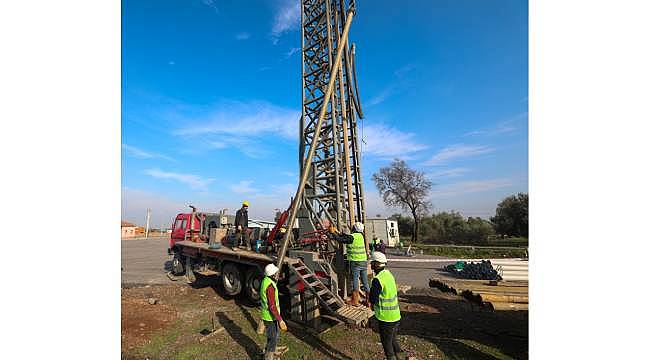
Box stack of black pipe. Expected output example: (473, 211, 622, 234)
(444, 260, 502, 281)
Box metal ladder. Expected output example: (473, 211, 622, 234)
(287, 260, 374, 326)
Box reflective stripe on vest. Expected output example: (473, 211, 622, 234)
(373, 269, 401, 322)
(259, 276, 279, 321)
(347, 232, 367, 261)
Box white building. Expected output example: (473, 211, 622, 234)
(365, 218, 400, 247)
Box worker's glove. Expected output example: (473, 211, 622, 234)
(279, 320, 288, 332)
(237, 225, 242, 231)
(328, 224, 339, 235)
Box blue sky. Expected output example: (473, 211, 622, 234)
(122, 0, 528, 228)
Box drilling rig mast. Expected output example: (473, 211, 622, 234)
(298, 0, 365, 237)
(276, 0, 367, 300)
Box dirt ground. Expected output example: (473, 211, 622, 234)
(121, 277, 527, 360)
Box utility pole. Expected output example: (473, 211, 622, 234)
(145, 208, 151, 239)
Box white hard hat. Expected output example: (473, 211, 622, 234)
(264, 263, 279, 276)
(353, 222, 364, 232)
(371, 252, 387, 264)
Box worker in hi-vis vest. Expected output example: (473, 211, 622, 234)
(259, 263, 288, 360)
(369, 252, 405, 360)
(329, 222, 370, 306)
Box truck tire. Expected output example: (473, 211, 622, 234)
(171, 253, 185, 276)
(185, 256, 196, 283)
(244, 267, 263, 303)
(222, 263, 242, 296)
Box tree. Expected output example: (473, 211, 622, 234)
(373, 159, 432, 243)
(491, 192, 528, 237)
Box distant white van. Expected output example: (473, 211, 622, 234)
(365, 218, 400, 248)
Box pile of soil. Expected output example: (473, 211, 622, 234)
(121, 288, 177, 350)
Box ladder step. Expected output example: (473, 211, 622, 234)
(293, 266, 307, 271)
(326, 298, 338, 305)
(301, 273, 315, 278)
(316, 289, 329, 296)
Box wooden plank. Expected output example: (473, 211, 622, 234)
(476, 293, 528, 304)
(487, 302, 529, 311)
(458, 285, 529, 294)
(430, 277, 528, 288)
(198, 327, 225, 342)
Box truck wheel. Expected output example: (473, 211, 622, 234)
(171, 254, 185, 275)
(244, 267, 263, 303)
(222, 263, 242, 296)
(185, 256, 196, 283)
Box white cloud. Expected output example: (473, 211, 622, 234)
(271, 0, 300, 43)
(428, 167, 470, 179)
(465, 112, 527, 136)
(361, 123, 427, 159)
(367, 64, 417, 107)
(430, 178, 513, 199)
(285, 47, 300, 58)
(201, 0, 219, 13)
(367, 86, 395, 106)
(230, 180, 258, 194)
(122, 188, 187, 229)
(173, 101, 299, 140)
(363, 189, 401, 218)
(423, 144, 494, 166)
(122, 144, 174, 161)
(235, 32, 251, 40)
(145, 168, 214, 191)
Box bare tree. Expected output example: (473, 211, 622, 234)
(372, 159, 432, 243)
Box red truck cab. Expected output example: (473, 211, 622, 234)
(169, 213, 201, 248)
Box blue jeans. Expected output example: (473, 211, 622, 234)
(264, 320, 279, 355)
(350, 260, 369, 292)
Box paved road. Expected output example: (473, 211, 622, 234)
(385, 250, 455, 287)
(121, 238, 173, 285)
(121, 239, 468, 288)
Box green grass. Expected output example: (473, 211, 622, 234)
(416, 245, 528, 259)
(126, 290, 524, 360)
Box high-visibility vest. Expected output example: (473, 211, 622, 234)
(259, 276, 279, 321)
(347, 232, 367, 261)
(373, 269, 401, 322)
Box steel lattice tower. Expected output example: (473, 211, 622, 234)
(297, 0, 365, 235)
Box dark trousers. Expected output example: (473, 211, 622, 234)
(378, 320, 403, 359)
(236, 229, 250, 248)
(264, 320, 279, 355)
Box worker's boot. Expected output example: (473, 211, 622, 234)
(263, 351, 274, 360)
(346, 290, 360, 306)
(365, 291, 372, 308)
(274, 345, 288, 356)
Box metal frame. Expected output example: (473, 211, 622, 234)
(298, 0, 366, 236)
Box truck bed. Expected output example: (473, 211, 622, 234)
(175, 240, 276, 263)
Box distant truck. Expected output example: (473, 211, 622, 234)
(365, 218, 400, 247)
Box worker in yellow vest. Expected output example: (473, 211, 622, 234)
(369, 252, 405, 360)
(260, 263, 288, 360)
(330, 222, 370, 306)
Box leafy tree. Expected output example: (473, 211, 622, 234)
(466, 217, 496, 244)
(373, 159, 432, 243)
(392, 212, 496, 244)
(491, 193, 528, 237)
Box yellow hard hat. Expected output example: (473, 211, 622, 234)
(242, 200, 250, 207)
